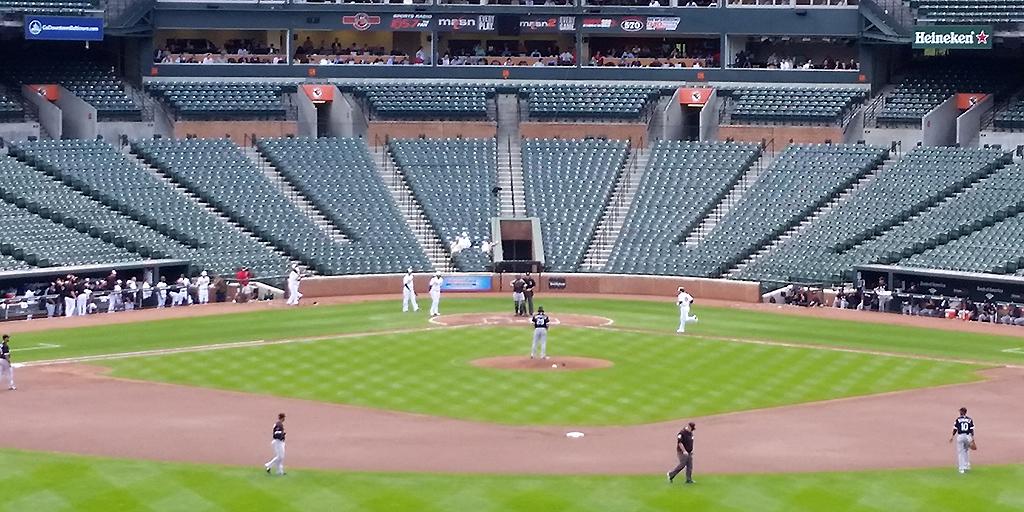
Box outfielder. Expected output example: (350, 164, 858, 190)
(0, 334, 15, 390)
(264, 412, 287, 476)
(402, 268, 419, 312)
(286, 265, 303, 306)
(428, 272, 443, 317)
(676, 287, 698, 333)
(949, 407, 976, 474)
(530, 306, 550, 359)
(197, 271, 211, 304)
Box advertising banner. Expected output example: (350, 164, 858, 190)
(302, 84, 333, 103)
(581, 15, 681, 33)
(678, 87, 713, 106)
(547, 277, 567, 290)
(24, 16, 103, 41)
(912, 25, 992, 50)
(441, 275, 493, 292)
(434, 15, 496, 32)
(389, 13, 433, 31)
(519, 15, 576, 33)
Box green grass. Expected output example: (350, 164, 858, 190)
(2, 450, 1022, 512)
(10, 297, 1024, 366)
(105, 326, 980, 425)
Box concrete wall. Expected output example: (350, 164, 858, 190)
(300, 272, 762, 303)
(367, 121, 497, 144)
(863, 126, 921, 150)
(152, 102, 176, 139)
(842, 108, 865, 143)
(699, 89, 720, 142)
(660, 89, 683, 141)
(955, 95, 993, 148)
(519, 122, 647, 146)
(921, 96, 957, 147)
(0, 122, 40, 143)
(327, 86, 355, 138)
(719, 125, 844, 145)
(22, 85, 61, 140)
(54, 86, 97, 140)
(172, 120, 298, 140)
(978, 130, 1024, 150)
(292, 91, 317, 138)
(98, 121, 157, 143)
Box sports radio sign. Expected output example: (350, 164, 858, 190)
(389, 13, 432, 31)
(912, 25, 992, 49)
(581, 16, 681, 33)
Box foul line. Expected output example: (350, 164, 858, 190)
(17, 343, 62, 352)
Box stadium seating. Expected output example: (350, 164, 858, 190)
(520, 84, 661, 120)
(902, 211, 1024, 275)
(734, 147, 1012, 284)
(0, 253, 32, 272)
(912, 0, 1024, 24)
(0, 0, 97, 14)
(876, 66, 1009, 125)
(726, 86, 866, 125)
(388, 138, 497, 271)
(9, 61, 141, 121)
(10, 139, 289, 278)
(0, 151, 196, 263)
(670, 144, 887, 277)
(993, 97, 1024, 130)
(133, 138, 359, 275)
(349, 83, 495, 120)
(0, 90, 23, 122)
(146, 81, 294, 120)
(522, 138, 628, 271)
(605, 141, 761, 275)
(256, 137, 431, 273)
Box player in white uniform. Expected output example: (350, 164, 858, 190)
(264, 413, 287, 476)
(402, 268, 419, 312)
(156, 276, 168, 308)
(0, 335, 15, 390)
(197, 271, 211, 304)
(428, 272, 443, 316)
(676, 287, 698, 333)
(286, 265, 303, 306)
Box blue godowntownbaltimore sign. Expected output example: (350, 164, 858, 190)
(24, 16, 104, 41)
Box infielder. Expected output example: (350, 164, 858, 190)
(428, 272, 443, 317)
(949, 407, 976, 474)
(667, 422, 696, 484)
(286, 265, 303, 306)
(676, 287, 698, 333)
(264, 412, 287, 476)
(197, 271, 211, 304)
(0, 334, 15, 390)
(530, 306, 550, 359)
(402, 268, 419, 312)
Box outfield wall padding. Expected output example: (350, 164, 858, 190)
(300, 273, 761, 303)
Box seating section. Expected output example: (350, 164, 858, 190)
(522, 139, 628, 271)
(0, 199, 139, 267)
(670, 144, 888, 277)
(520, 85, 660, 120)
(912, 0, 1024, 24)
(10, 62, 140, 121)
(0, 150, 196, 263)
(257, 137, 430, 273)
(351, 83, 494, 120)
(0, 0, 97, 14)
(994, 97, 1024, 130)
(877, 66, 1009, 125)
(734, 147, 1011, 284)
(903, 210, 1024, 275)
(606, 141, 761, 275)
(389, 138, 497, 271)
(727, 87, 866, 125)
(146, 82, 294, 119)
(0, 253, 32, 272)
(133, 138, 359, 275)
(11, 139, 288, 278)
(0, 89, 22, 122)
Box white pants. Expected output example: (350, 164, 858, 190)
(286, 282, 302, 305)
(403, 288, 418, 312)
(956, 433, 972, 471)
(107, 294, 119, 313)
(531, 328, 547, 358)
(76, 294, 88, 316)
(198, 288, 209, 304)
(124, 295, 135, 311)
(678, 307, 697, 332)
(171, 291, 184, 306)
(64, 297, 76, 317)
(0, 359, 14, 388)
(265, 439, 285, 475)
(157, 292, 166, 308)
(46, 303, 55, 317)
(429, 290, 441, 315)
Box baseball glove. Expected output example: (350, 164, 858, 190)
(970, 440, 978, 451)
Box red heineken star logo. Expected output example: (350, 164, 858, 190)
(976, 31, 989, 45)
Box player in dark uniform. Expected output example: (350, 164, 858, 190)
(264, 413, 287, 475)
(0, 334, 15, 390)
(511, 275, 527, 316)
(523, 273, 537, 316)
(530, 306, 550, 359)
(667, 422, 695, 484)
(949, 407, 975, 473)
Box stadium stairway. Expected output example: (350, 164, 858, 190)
(725, 153, 896, 279)
(370, 146, 453, 272)
(497, 137, 525, 218)
(684, 146, 773, 247)
(241, 146, 348, 244)
(580, 146, 648, 271)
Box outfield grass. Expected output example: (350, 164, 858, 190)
(2, 449, 1021, 512)
(10, 297, 1024, 365)
(104, 326, 979, 425)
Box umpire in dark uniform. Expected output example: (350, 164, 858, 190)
(523, 272, 537, 316)
(667, 422, 696, 484)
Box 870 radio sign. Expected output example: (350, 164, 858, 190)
(582, 15, 681, 33)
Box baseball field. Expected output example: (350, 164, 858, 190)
(2, 295, 1024, 511)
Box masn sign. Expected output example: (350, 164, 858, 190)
(912, 25, 992, 49)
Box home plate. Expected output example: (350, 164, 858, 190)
(565, 431, 585, 439)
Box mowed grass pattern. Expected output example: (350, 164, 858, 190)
(105, 327, 980, 425)
(2, 450, 1023, 512)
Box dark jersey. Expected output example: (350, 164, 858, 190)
(524, 277, 536, 297)
(677, 429, 693, 453)
(512, 279, 526, 293)
(532, 313, 549, 329)
(953, 415, 974, 436)
(0, 342, 8, 361)
(272, 421, 286, 441)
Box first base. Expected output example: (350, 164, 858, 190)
(565, 431, 585, 439)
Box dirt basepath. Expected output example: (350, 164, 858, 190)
(3, 363, 1021, 475)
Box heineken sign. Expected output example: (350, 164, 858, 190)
(913, 25, 992, 49)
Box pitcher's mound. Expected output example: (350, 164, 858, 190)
(471, 356, 613, 372)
